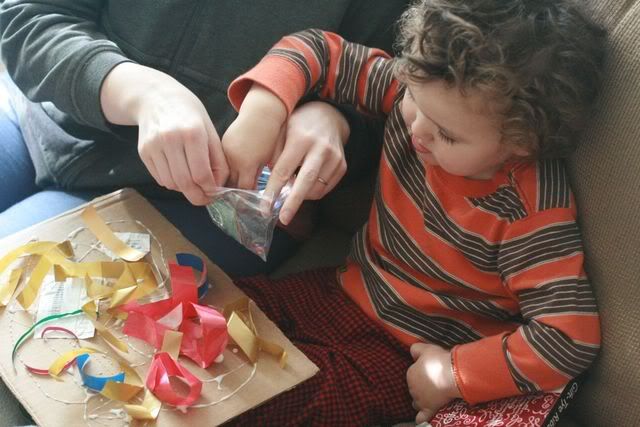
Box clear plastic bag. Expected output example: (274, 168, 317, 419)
(205, 169, 289, 261)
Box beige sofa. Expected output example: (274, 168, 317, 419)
(1, 0, 639, 426)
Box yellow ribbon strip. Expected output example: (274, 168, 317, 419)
(48, 347, 98, 378)
(0, 241, 63, 276)
(81, 287, 129, 354)
(0, 241, 74, 309)
(124, 390, 162, 420)
(91, 317, 129, 354)
(81, 205, 146, 262)
(0, 268, 22, 306)
(16, 256, 51, 309)
(108, 286, 138, 309)
(224, 297, 287, 368)
(227, 312, 259, 362)
(85, 275, 115, 300)
(102, 379, 144, 403)
(161, 330, 184, 360)
(100, 355, 144, 402)
(55, 261, 158, 303)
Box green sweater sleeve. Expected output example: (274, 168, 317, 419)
(0, 0, 131, 131)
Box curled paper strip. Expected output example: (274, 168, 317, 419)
(0, 268, 22, 307)
(161, 330, 183, 360)
(146, 352, 202, 407)
(12, 308, 84, 366)
(18, 256, 53, 309)
(176, 253, 209, 299)
(49, 347, 98, 378)
(76, 353, 125, 392)
(24, 326, 80, 375)
(23, 326, 78, 375)
(224, 297, 287, 368)
(6, 241, 75, 309)
(180, 304, 228, 368)
(83, 311, 129, 354)
(40, 326, 79, 340)
(0, 241, 67, 276)
(26, 359, 75, 376)
(124, 390, 162, 420)
(122, 261, 228, 368)
(54, 262, 158, 303)
(100, 356, 144, 402)
(80, 205, 147, 262)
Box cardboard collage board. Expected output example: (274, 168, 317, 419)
(0, 189, 318, 426)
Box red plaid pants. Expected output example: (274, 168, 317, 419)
(227, 268, 415, 427)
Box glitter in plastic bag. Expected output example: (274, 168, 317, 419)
(205, 168, 289, 261)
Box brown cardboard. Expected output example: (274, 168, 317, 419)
(0, 188, 318, 426)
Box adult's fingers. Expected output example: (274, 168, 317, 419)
(205, 120, 229, 189)
(142, 154, 162, 188)
(184, 127, 217, 196)
(263, 136, 306, 212)
(305, 151, 345, 200)
(279, 151, 326, 225)
(151, 151, 177, 191)
(166, 142, 210, 205)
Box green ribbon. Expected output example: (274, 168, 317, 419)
(12, 308, 84, 364)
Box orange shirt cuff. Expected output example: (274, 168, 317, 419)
(452, 333, 520, 404)
(228, 56, 308, 116)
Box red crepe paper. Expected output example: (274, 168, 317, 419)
(146, 352, 202, 407)
(122, 261, 228, 368)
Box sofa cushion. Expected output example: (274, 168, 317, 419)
(566, 1, 640, 425)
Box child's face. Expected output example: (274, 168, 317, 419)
(400, 79, 527, 179)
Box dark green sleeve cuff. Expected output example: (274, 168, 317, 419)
(71, 46, 133, 131)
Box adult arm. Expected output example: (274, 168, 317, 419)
(0, 1, 228, 204)
(0, 0, 127, 131)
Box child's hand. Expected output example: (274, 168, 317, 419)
(407, 343, 462, 424)
(222, 83, 288, 190)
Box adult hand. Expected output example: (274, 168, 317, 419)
(406, 343, 462, 424)
(264, 101, 349, 225)
(100, 62, 228, 205)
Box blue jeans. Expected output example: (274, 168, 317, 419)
(0, 74, 299, 278)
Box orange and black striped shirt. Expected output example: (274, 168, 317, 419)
(228, 30, 600, 404)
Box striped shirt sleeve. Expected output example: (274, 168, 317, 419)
(452, 208, 601, 404)
(228, 29, 399, 118)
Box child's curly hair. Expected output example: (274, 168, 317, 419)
(394, 0, 606, 158)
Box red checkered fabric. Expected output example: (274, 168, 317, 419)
(226, 268, 415, 426)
